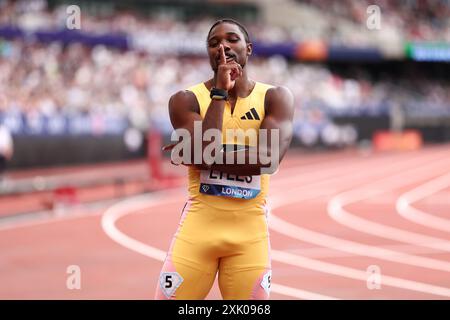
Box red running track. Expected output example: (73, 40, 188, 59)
(0, 145, 449, 299)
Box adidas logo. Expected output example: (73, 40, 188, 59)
(240, 108, 260, 120)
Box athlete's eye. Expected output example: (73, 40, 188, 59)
(208, 40, 219, 47)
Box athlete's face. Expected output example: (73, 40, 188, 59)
(207, 23, 252, 72)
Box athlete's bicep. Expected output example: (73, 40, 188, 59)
(167, 90, 207, 167)
(260, 86, 294, 163)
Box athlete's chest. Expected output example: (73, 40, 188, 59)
(221, 95, 265, 130)
(198, 83, 266, 131)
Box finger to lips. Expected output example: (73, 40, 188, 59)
(219, 44, 226, 65)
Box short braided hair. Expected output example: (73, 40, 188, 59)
(207, 19, 250, 44)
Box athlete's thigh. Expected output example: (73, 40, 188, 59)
(155, 200, 219, 300)
(155, 257, 217, 300)
(218, 208, 272, 300)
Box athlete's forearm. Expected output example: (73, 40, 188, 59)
(201, 99, 225, 153)
(201, 99, 226, 132)
(212, 147, 275, 175)
(192, 146, 277, 176)
(188, 99, 226, 165)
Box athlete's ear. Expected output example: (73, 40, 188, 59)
(246, 42, 253, 57)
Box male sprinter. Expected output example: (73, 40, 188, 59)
(155, 19, 294, 300)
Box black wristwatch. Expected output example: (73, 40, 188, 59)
(210, 88, 228, 101)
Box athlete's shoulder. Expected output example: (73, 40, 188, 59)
(170, 82, 207, 102)
(169, 87, 202, 115)
(169, 89, 196, 108)
(264, 85, 294, 110)
(266, 85, 293, 99)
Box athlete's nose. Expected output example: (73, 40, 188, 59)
(215, 43, 232, 62)
(219, 39, 231, 51)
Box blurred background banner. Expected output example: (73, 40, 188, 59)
(1, 0, 450, 300)
(1, 0, 450, 171)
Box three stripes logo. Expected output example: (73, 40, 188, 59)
(240, 108, 260, 120)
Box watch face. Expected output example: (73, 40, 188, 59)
(210, 88, 228, 100)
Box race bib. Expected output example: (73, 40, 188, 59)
(199, 169, 261, 200)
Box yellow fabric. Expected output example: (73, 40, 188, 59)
(186, 81, 274, 210)
(155, 200, 271, 300)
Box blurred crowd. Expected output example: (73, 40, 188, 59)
(0, 0, 450, 147)
(1, 37, 450, 134)
(302, 0, 450, 42)
(1, 0, 449, 48)
(0, 0, 297, 49)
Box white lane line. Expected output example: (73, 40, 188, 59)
(101, 182, 450, 298)
(396, 172, 450, 233)
(328, 157, 450, 252)
(100, 193, 338, 300)
(270, 214, 450, 272)
(268, 149, 450, 272)
(101, 148, 450, 298)
(270, 283, 338, 300)
(269, 149, 450, 298)
(271, 250, 450, 298)
(287, 243, 445, 259)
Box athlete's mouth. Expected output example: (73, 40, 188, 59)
(225, 53, 236, 62)
(216, 53, 236, 63)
